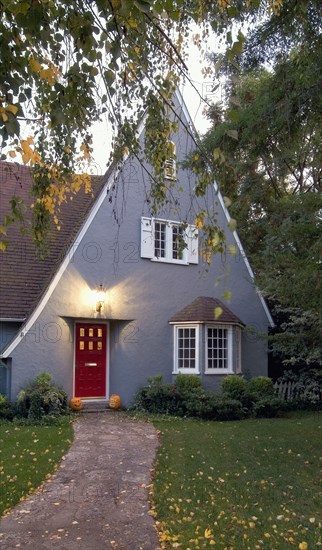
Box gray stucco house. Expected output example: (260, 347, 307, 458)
(0, 92, 274, 406)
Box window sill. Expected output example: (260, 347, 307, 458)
(151, 258, 189, 266)
(172, 370, 201, 375)
(205, 370, 234, 375)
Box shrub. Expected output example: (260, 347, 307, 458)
(213, 397, 245, 421)
(222, 375, 247, 400)
(181, 387, 208, 417)
(0, 394, 14, 420)
(174, 375, 204, 416)
(247, 376, 275, 398)
(16, 372, 68, 422)
(198, 394, 245, 421)
(276, 368, 322, 409)
(175, 374, 202, 395)
(134, 374, 285, 421)
(134, 376, 178, 415)
(253, 397, 285, 418)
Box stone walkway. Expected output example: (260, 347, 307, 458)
(0, 413, 160, 550)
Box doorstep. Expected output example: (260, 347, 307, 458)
(80, 399, 111, 413)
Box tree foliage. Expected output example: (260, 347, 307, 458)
(195, 0, 321, 365)
(0, 0, 284, 247)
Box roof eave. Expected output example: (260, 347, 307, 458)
(169, 320, 245, 327)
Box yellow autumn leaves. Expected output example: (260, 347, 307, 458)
(0, 423, 72, 516)
(28, 56, 60, 86)
(6, 136, 93, 228)
(0, 103, 18, 122)
(152, 415, 320, 550)
(38, 170, 92, 224)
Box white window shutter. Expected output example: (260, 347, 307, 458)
(141, 217, 154, 258)
(186, 224, 198, 264)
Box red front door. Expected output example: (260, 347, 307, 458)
(75, 323, 107, 398)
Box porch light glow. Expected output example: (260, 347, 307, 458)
(96, 284, 105, 312)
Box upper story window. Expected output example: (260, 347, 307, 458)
(164, 141, 176, 181)
(141, 217, 198, 265)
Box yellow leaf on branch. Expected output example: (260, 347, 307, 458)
(20, 137, 42, 166)
(6, 104, 18, 115)
(29, 56, 42, 74)
(1, 110, 8, 122)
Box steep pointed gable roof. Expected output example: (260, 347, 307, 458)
(173, 91, 274, 329)
(0, 161, 107, 320)
(169, 296, 245, 326)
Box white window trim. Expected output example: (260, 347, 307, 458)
(235, 326, 242, 374)
(153, 220, 188, 264)
(141, 216, 198, 265)
(173, 324, 200, 375)
(205, 324, 234, 374)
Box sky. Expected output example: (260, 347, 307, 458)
(90, 39, 222, 174)
(1, 30, 223, 174)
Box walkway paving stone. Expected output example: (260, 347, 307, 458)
(0, 413, 160, 550)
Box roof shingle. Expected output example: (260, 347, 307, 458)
(0, 162, 107, 320)
(169, 296, 245, 325)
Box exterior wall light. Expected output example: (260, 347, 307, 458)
(96, 284, 105, 312)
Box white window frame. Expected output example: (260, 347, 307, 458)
(153, 220, 187, 263)
(205, 324, 234, 374)
(141, 217, 198, 265)
(235, 326, 242, 374)
(173, 324, 200, 375)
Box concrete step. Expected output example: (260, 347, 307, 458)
(81, 401, 110, 413)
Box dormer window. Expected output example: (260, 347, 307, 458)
(164, 141, 176, 181)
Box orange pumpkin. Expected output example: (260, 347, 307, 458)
(109, 394, 121, 410)
(70, 397, 83, 411)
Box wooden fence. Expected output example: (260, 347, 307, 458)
(274, 380, 322, 401)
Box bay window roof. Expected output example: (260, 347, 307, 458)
(169, 296, 245, 326)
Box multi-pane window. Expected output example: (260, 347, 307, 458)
(178, 327, 196, 369)
(173, 324, 237, 375)
(141, 217, 198, 265)
(206, 325, 233, 373)
(172, 224, 184, 260)
(154, 221, 166, 258)
(207, 327, 228, 370)
(154, 221, 186, 262)
(174, 326, 199, 373)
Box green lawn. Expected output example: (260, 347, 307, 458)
(151, 412, 322, 549)
(0, 419, 73, 516)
